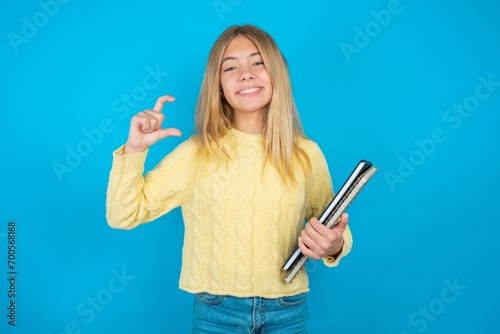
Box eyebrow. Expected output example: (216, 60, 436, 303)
(222, 52, 261, 64)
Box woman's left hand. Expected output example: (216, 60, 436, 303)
(298, 213, 349, 260)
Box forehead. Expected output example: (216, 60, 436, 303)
(223, 35, 260, 57)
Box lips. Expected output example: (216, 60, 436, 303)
(237, 87, 263, 95)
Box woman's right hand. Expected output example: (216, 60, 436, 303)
(124, 95, 182, 154)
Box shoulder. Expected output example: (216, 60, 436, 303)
(155, 136, 200, 168)
(297, 136, 326, 160)
(170, 136, 200, 155)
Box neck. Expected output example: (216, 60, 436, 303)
(232, 112, 263, 134)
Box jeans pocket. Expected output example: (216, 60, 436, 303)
(277, 292, 308, 307)
(194, 292, 225, 305)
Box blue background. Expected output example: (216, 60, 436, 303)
(1, 0, 499, 333)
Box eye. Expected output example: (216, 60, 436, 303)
(253, 61, 264, 66)
(223, 66, 237, 72)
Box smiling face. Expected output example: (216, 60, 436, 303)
(220, 35, 273, 133)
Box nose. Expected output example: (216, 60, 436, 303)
(238, 65, 254, 81)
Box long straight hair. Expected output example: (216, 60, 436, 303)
(194, 25, 311, 185)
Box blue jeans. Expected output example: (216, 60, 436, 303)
(192, 292, 309, 333)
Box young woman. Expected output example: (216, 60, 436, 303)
(106, 24, 352, 333)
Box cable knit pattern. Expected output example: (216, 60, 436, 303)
(106, 128, 353, 298)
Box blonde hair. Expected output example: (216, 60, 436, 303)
(194, 24, 311, 184)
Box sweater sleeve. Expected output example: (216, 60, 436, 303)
(302, 140, 353, 267)
(106, 139, 199, 230)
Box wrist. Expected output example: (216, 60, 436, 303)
(328, 239, 345, 259)
(124, 142, 148, 155)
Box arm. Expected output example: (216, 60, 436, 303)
(106, 95, 193, 230)
(298, 141, 353, 266)
(106, 140, 197, 230)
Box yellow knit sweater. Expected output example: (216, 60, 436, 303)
(106, 128, 352, 298)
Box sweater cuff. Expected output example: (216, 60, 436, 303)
(322, 236, 353, 267)
(111, 145, 148, 176)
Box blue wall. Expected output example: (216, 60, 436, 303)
(1, 0, 499, 333)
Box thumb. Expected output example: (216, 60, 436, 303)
(156, 127, 182, 141)
(334, 213, 349, 231)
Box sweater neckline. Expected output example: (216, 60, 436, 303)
(228, 127, 263, 141)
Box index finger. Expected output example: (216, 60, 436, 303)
(308, 217, 328, 234)
(153, 95, 176, 112)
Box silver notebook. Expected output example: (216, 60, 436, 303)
(283, 159, 378, 283)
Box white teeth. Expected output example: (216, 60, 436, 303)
(238, 87, 261, 95)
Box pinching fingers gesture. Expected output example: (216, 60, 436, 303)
(124, 95, 182, 154)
